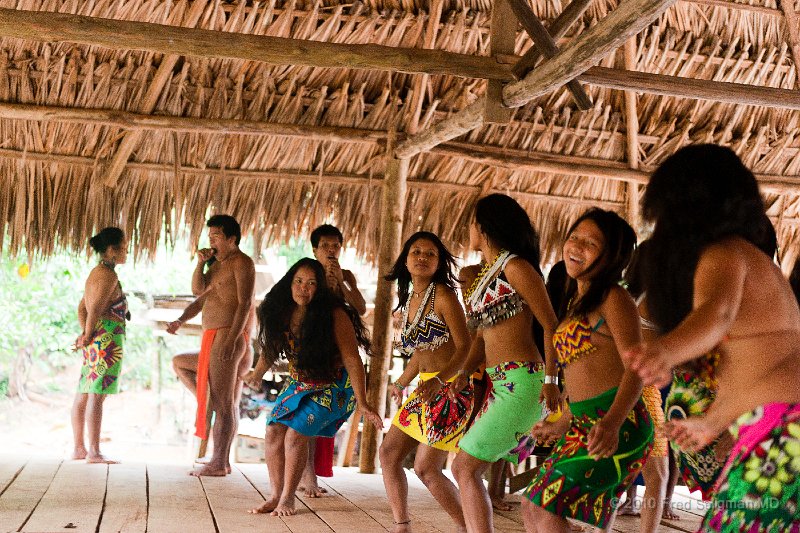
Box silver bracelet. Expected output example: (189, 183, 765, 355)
(544, 375, 559, 385)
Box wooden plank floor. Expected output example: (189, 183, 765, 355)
(0, 455, 704, 532)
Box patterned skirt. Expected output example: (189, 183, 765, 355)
(78, 317, 124, 394)
(524, 387, 654, 529)
(458, 361, 545, 464)
(700, 403, 800, 533)
(267, 368, 355, 437)
(392, 372, 474, 452)
(665, 369, 728, 499)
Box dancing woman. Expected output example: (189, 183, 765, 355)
(626, 144, 800, 532)
(448, 193, 558, 533)
(523, 208, 654, 533)
(379, 232, 472, 532)
(247, 258, 382, 517)
(72, 227, 129, 464)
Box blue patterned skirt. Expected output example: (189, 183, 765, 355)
(267, 368, 356, 437)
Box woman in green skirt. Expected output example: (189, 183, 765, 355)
(72, 227, 129, 464)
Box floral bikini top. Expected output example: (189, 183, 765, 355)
(553, 314, 606, 370)
(465, 251, 525, 330)
(399, 283, 450, 357)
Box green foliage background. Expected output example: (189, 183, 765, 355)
(0, 236, 310, 395)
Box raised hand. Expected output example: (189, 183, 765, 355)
(623, 342, 674, 388)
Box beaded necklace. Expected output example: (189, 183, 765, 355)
(401, 282, 435, 337)
(464, 249, 507, 301)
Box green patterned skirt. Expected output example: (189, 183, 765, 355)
(78, 317, 125, 394)
(524, 387, 654, 528)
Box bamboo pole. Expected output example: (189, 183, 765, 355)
(359, 142, 407, 474)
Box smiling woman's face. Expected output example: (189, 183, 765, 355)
(563, 219, 605, 281)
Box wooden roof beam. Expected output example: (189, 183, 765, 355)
(506, 0, 592, 109)
(396, 0, 678, 158)
(485, 0, 518, 123)
(0, 8, 513, 82)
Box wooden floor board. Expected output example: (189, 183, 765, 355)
(0, 458, 62, 532)
(202, 467, 292, 533)
(22, 462, 107, 533)
(0, 456, 28, 497)
(99, 462, 148, 533)
(146, 464, 216, 533)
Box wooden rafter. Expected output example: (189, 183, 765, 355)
(506, 0, 592, 109)
(512, 0, 594, 79)
(396, 0, 679, 158)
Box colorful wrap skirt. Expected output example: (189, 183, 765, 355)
(665, 369, 728, 499)
(392, 372, 474, 452)
(700, 403, 800, 533)
(267, 368, 356, 437)
(458, 361, 545, 464)
(524, 387, 654, 529)
(642, 385, 669, 457)
(78, 317, 125, 394)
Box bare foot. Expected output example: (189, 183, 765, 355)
(389, 520, 412, 533)
(71, 448, 88, 460)
(86, 454, 119, 464)
(662, 506, 681, 520)
(617, 503, 640, 517)
(299, 485, 328, 498)
(193, 459, 231, 474)
(270, 499, 297, 517)
(491, 497, 514, 511)
(249, 497, 280, 514)
(567, 520, 586, 532)
(188, 464, 227, 477)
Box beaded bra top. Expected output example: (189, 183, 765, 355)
(107, 293, 130, 323)
(465, 250, 525, 330)
(399, 283, 450, 357)
(553, 315, 605, 370)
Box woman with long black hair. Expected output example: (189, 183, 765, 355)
(246, 258, 382, 517)
(448, 193, 558, 532)
(626, 144, 800, 532)
(379, 231, 472, 532)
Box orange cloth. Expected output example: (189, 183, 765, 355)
(195, 329, 218, 439)
(194, 329, 250, 439)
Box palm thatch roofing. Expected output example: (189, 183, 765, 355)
(1, 0, 800, 267)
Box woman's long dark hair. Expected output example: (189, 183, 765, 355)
(561, 208, 637, 320)
(385, 231, 459, 311)
(257, 258, 370, 380)
(474, 194, 543, 276)
(642, 144, 774, 332)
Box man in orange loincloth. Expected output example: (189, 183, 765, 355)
(167, 214, 255, 476)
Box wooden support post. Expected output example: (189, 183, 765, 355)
(512, 0, 594, 79)
(485, 0, 517, 123)
(358, 151, 408, 474)
(505, 0, 592, 109)
(622, 38, 641, 226)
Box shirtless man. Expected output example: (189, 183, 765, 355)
(167, 215, 255, 477)
(296, 224, 367, 496)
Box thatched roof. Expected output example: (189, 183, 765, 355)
(1, 0, 800, 268)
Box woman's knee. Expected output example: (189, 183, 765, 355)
(265, 423, 287, 445)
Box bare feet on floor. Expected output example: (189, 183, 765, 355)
(299, 485, 328, 498)
(662, 506, 681, 520)
(270, 498, 297, 517)
(389, 520, 412, 533)
(86, 454, 119, 464)
(567, 520, 586, 532)
(617, 503, 640, 517)
(188, 464, 227, 477)
(491, 496, 514, 511)
(71, 448, 88, 460)
(249, 497, 280, 514)
(193, 459, 232, 474)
